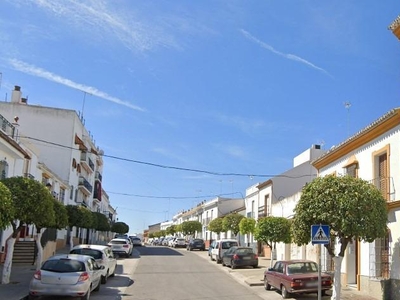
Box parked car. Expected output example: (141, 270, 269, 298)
(208, 240, 216, 256)
(221, 246, 258, 269)
(107, 238, 133, 257)
(168, 237, 177, 247)
(173, 237, 186, 248)
(129, 236, 142, 246)
(210, 239, 239, 263)
(28, 254, 103, 300)
(70, 244, 117, 284)
(264, 260, 332, 298)
(187, 238, 206, 251)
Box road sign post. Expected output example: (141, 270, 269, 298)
(311, 225, 330, 300)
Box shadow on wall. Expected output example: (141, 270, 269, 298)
(387, 238, 400, 300)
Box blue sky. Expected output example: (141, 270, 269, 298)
(0, 1, 399, 235)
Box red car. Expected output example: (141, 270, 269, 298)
(263, 260, 332, 298)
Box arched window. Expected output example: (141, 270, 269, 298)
(0, 159, 9, 179)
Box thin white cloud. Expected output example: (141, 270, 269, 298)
(14, 0, 181, 52)
(240, 29, 332, 77)
(213, 113, 265, 134)
(8, 59, 145, 111)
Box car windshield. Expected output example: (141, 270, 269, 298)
(236, 248, 253, 255)
(42, 259, 85, 273)
(193, 239, 203, 243)
(287, 262, 318, 274)
(70, 249, 102, 260)
(222, 241, 238, 249)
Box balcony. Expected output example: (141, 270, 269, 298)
(93, 181, 102, 203)
(0, 114, 17, 139)
(78, 176, 92, 196)
(80, 152, 94, 173)
(95, 171, 102, 182)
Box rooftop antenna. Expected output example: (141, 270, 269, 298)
(81, 90, 92, 119)
(344, 102, 351, 137)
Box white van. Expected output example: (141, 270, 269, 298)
(210, 239, 239, 264)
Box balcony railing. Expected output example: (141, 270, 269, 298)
(80, 152, 95, 172)
(95, 171, 102, 182)
(78, 176, 92, 195)
(0, 114, 17, 139)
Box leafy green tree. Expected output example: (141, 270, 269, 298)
(239, 217, 256, 246)
(254, 216, 291, 266)
(1, 177, 55, 283)
(180, 221, 202, 236)
(92, 212, 111, 232)
(166, 225, 177, 236)
(292, 175, 388, 299)
(0, 182, 13, 230)
(148, 232, 154, 238)
(175, 224, 182, 234)
(51, 199, 68, 230)
(111, 221, 129, 234)
(222, 213, 244, 236)
(66, 205, 89, 250)
(208, 218, 224, 239)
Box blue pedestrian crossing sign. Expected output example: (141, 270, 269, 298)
(311, 225, 330, 245)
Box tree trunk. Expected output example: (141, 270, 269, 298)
(331, 256, 343, 300)
(69, 227, 74, 251)
(1, 238, 16, 284)
(35, 230, 43, 271)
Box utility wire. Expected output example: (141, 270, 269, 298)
(21, 135, 317, 179)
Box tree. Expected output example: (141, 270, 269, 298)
(222, 213, 244, 237)
(166, 225, 177, 236)
(254, 216, 291, 266)
(66, 205, 89, 250)
(0, 182, 13, 230)
(51, 199, 68, 230)
(180, 221, 202, 236)
(239, 217, 256, 246)
(292, 175, 388, 300)
(92, 212, 111, 232)
(208, 218, 224, 239)
(1, 177, 55, 283)
(111, 221, 129, 235)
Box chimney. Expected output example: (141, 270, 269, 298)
(11, 86, 22, 103)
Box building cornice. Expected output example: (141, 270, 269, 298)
(312, 108, 400, 169)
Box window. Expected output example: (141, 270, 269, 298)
(0, 160, 8, 179)
(59, 188, 65, 203)
(345, 163, 358, 178)
(370, 232, 390, 279)
(372, 146, 390, 201)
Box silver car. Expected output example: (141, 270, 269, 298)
(70, 244, 117, 284)
(28, 254, 104, 300)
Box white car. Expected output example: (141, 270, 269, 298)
(173, 238, 186, 248)
(70, 244, 117, 284)
(210, 239, 239, 263)
(29, 254, 103, 299)
(108, 238, 133, 257)
(129, 236, 142, 246)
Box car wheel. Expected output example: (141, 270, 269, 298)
(264, 277, 271, 290)
(28, 295, 39, 300)
(222, 260, 226, 267)
(94, 279, 101, 292)
(210, 254, 214, 261)
(101, 271, 108, 284)
(231, 260, 236, 269)
(322, 290, 327, 296)
(81, 288, 90, 300)
(253, 264, 258, 268)
(216, 258, 221, 264)
(281, 285, 290, 299)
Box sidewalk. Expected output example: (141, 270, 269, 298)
(0, 246, 70, 300)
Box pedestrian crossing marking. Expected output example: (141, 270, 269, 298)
(313, 226, 329, 241)
(311, 224, 330, 245)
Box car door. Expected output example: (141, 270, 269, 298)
(211, 241, 220, 260)
(268, 261, 281, 289)
(223, 248, 234, 266)
(106, 248, 117, 274)
(87, 258, 101, 289)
